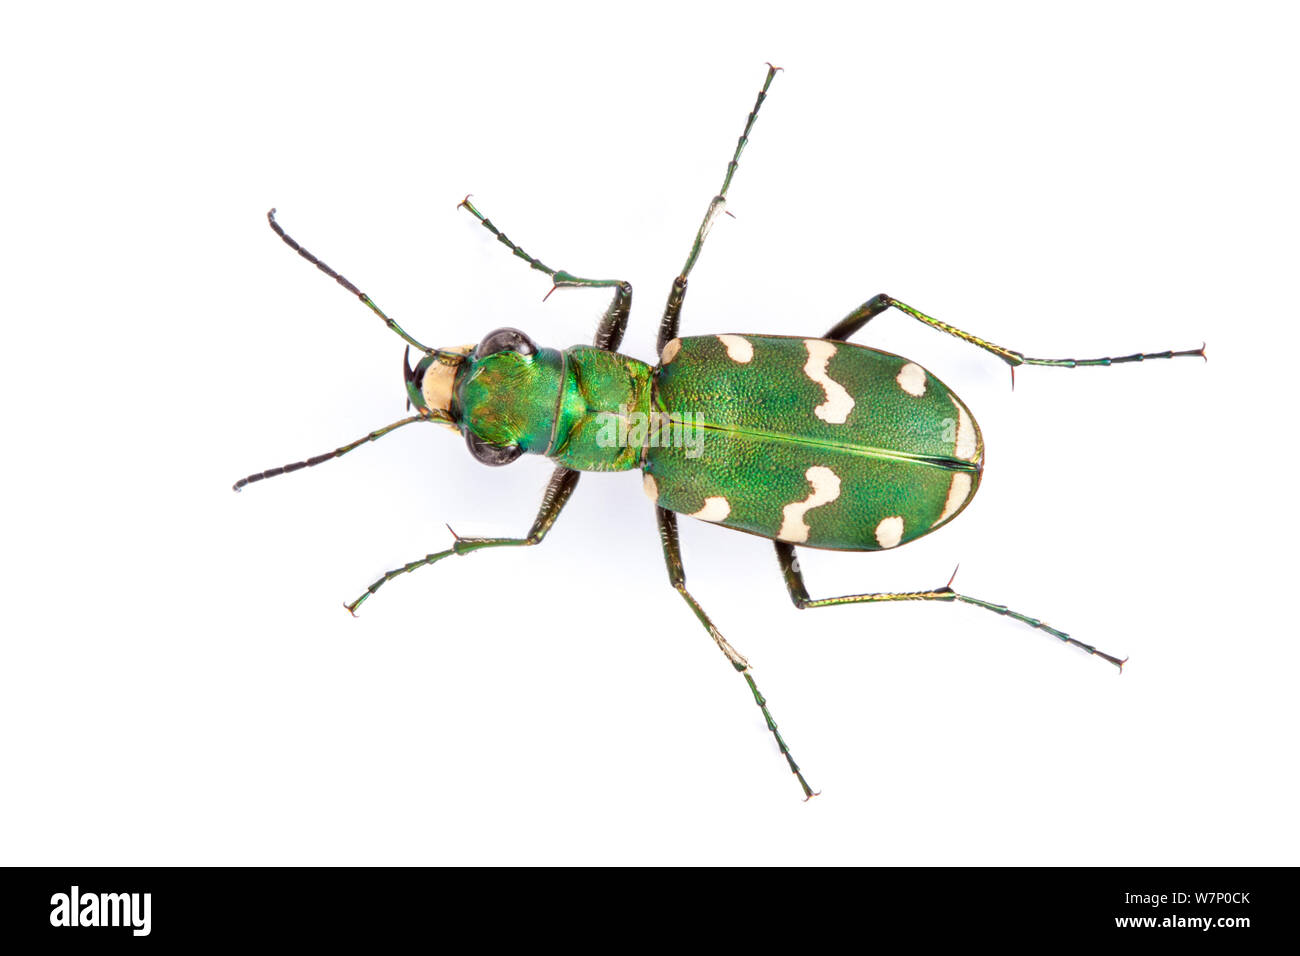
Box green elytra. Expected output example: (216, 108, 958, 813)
(234, 66, 1205, 799)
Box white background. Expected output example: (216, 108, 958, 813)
(2, 1, 1296, 865)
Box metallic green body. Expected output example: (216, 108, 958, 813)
(455, 332, 982, 552)
(456, 345, 653, 472)
(646, 335, 983, 550)
(549, 346, 653, 472)
(458, 346, 567, 454)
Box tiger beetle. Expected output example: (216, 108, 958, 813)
(234, 65, 1205, 800)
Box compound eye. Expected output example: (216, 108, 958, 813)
(476, 327, 538, 359)
(465, 430, 524, 466)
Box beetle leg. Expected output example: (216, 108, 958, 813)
(456, 196, 632, 351)
(774, 542, 1127, 671)
(658, 507, 818, 800)
(344, 466, 579, 614)
(658, 64, 782, 352)
(825, 294, 1205, 370)
(656, 276, 688, 356)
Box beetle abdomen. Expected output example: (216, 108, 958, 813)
(645, 335, 983, 551)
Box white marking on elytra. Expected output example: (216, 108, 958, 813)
(690, 496, 731, 522)
(643, 472, 659, 503)
(660, 337, 682, 365)
(874, 515, 905, 549)
(896, 362, 927, 397)
(803, 340, 855, 424)
(953, 399, 978, 460)
(937, 471, 972, 524)
(717, 334, 754, 363)
(778, 466, 842, 543)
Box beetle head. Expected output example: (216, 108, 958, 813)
(406, 327, 556, 466)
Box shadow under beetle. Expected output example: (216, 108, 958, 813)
(235, 66, 1205, 799)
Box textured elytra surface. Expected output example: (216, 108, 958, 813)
(646, 335, 984, 550)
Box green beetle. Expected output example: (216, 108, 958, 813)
(235, 66, 1203, 799)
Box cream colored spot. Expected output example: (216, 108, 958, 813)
(778, 466, 842, 543)
(874, 515, 905, 549)
(803, 340, 855, 424)
(643, 472, 659, 503)
(660, 337, 682, 365)
(422, 343, 474, 432)
(937, 471, 972, 524)
(689, 496, 731, 523)
(717, 334, 754, 363)
(896, 362, 926, 397)
(953, 400, 978, 460)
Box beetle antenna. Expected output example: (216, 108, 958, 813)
(232, 414, 434, 492)
(267, 208, 437, 355)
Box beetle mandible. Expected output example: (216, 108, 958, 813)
(234, 65, 1204, 798)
